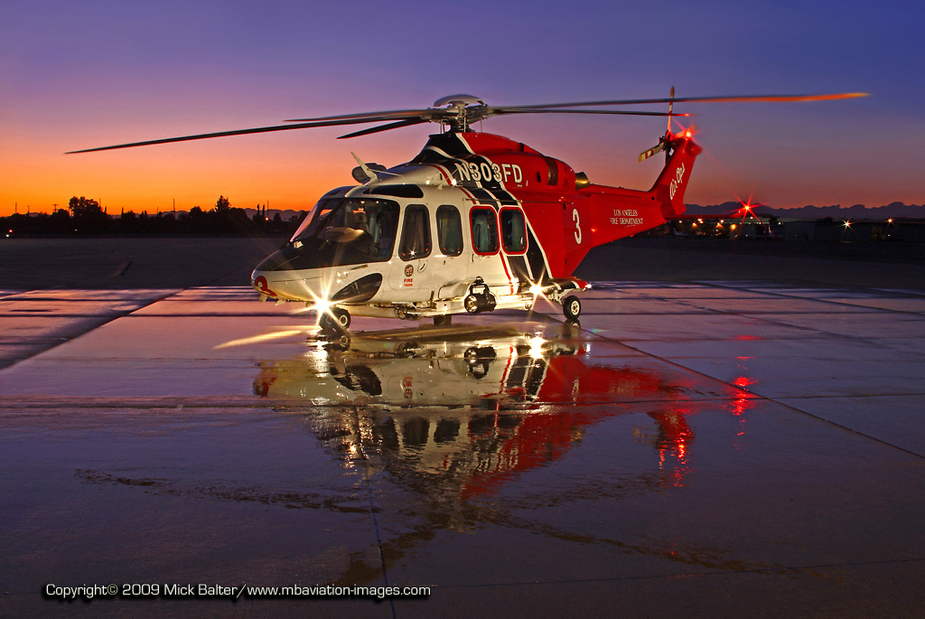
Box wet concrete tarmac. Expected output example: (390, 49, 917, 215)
(1, 281, 924, 617)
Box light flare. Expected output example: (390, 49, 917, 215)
(527, 278, 550, 307)
(287, 278, 339, 327)
(527, 335, 546, 359)
(214, 328, 308, 349)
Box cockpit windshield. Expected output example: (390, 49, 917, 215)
(289, 198, 399, 265)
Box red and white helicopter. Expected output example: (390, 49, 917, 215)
(71, 90, 864, 333)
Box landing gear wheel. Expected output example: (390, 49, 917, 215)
(319, 307, 351, 334)
(434, 315, 453, 326)
(563, 295, 581, 321)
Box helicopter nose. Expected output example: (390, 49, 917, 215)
(251, 248, 294, 298)
(251, 271, 277, 299)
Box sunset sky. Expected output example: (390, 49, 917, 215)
(2, 0, 922, 217)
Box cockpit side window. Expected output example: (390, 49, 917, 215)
(436, 205, 463, 256)
(290, 198, 337, 243)
(399, 204, 432, 261)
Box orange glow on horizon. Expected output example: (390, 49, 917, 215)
(2, 113, 920, 217)
(0, 139, 359, 216)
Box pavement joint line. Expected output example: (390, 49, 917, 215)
(0, 289, 185, 372)
(351, 406, 398, 619)
(642, 283, 924, 356)
(695, 280, 925, 317)
(568, 293, 925, 461)
(0, 253, 262, 371)
(753, 399, 925, 460)
(774, 392, 925, 400)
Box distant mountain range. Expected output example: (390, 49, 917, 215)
(684, 202, 925, 220)
(243, 208, 307, 221)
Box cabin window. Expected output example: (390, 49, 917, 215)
(470, 207, 499, 255)
(500, 208, 527, 254)
(399, 204, 432, 261)
(437, 205, 463, 256)
(368, 203, 399, 259)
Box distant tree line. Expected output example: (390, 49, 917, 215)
(3, 196, 303, 237)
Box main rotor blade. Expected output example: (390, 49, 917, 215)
(285, 108, 438, 123)
(489, 108, 690, 117)
(498, 92, 868, 111)
(66, 116, 417, 153)
(337, 118, 430, 139)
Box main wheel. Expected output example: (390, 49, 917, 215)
(562, 295, 581, 320)
(320, 307, 351, 333)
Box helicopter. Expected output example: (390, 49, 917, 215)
(70, 90, 866, 334)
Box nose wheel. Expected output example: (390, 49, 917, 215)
(562, 295, 581, 321)
(319, 307, 351, 334)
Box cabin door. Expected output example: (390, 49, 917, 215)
(389, 204, 434, 302)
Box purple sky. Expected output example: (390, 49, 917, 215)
(2, 0, 922, 215)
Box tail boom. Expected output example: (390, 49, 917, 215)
(583, 133, 701, 249)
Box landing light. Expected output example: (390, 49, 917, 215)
(312, 297, 333, 317)
(292, 290, 334, 319)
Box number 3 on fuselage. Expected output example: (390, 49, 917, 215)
(572, 209, 582, 245)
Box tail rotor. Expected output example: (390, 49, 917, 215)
(638, 86, 677, 163)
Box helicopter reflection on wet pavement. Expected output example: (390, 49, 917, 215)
(254, 322, 714, 498)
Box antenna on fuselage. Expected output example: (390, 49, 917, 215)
(350, 152, 393, 184)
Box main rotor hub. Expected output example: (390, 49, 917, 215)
(433, 94, 486, 131)
(433, 94, 484, 109)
